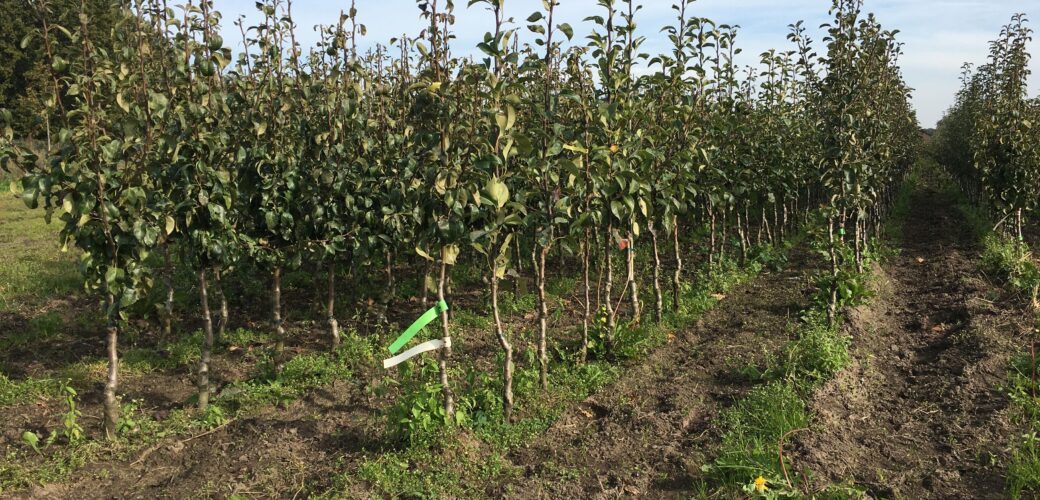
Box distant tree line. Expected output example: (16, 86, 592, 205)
(0, 0, 119, 138)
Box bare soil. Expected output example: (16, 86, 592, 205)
(2, 182, 1031, 498)
(494, 245, 822, 498)
(792, 185, 1026, 498)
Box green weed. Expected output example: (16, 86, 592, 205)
(0, 196, 81, 313)
(1007, 350, 1040, 497)
(707, 381, 809, 486)
(780, 308, 850, 386)
(0, 373, 62, 407)
(980, 235, 1040, 302)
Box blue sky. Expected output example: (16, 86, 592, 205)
(212, 0, 1039, 127)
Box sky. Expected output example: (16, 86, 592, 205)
(211, 0, 1039, 128)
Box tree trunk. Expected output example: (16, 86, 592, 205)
(604, 223, 616, 354)
(827, 217, 838, 323)
(626, 230, 640, 324)
(854, 215, 864, 272)
(103, 293, 120, 440)
(537, 244, 549, 390)
(385, 249, 396, 301)
(773, 203, 781, 243)
(198, 268, 214, 411)
(215, 267, 228, 344)
(744, 203, 752, 256)
(513, 235, 523, 296)
(162, 245, 174, 339)
(672, 216, 683, 313)
(763, 206, 774, 246)
(736, 207, 748, 265)
(720, 206, 728, 264)
(272, 266, 286, 374)
(756, 205, 764, 245)
(1017, 208, 1024, 243)
(327, 264, 340, 349)
(709, 204, 717, 267)
(648, 219, 663, 323)
(581, 231, 591, 363)
(421, 262, 431, 308)
(491, 270, 514, 421)
(437, 259, 455, 419)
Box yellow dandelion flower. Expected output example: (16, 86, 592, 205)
(754, 476, 767, 493)
(610, 144, 619, 154)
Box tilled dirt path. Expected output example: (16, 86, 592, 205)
(496, 245, 822, 498)
(793, 185, 1024, 498)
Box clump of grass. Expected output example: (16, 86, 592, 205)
(0, 311, 65, 351)
(1007, 350, 1040, 497)
(980, 235, 1040, 302)
(0, 440, 104, 493)
(709, 381, 809, 484)
(1008, 431, 1040, 497)
(0, 373, 63, 407)
(780, 308, 850, 386)
(452, 307, 493, 330)
(218, 351, 353, 414)
(221, 327, 272, 348)
(337, 442, 520, 499)
(0, 196, 81, 313)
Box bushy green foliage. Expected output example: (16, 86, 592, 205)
(1005, 351, 1040, 497)
(934, 14, 1038, 235)
(981, 236, 1040, 301)
(0, 373, 62, 407)
(781, 309, 851, 385)
(708, 381, 810, 483)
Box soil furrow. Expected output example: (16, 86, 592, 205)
(794, 185, 1022, 498)
(499, 246, 821, 498)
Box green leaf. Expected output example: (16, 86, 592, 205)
(165, 216, 176, 236)
(558, 23, 574, 40)
(116, 93, 130, 113)
(442, 244, 460, 266)
(486, 177, 509, 209)
(21, 431, 39, 452)
(562, 143, 587, 154)
(105, 267, 125, 289)
(526, 12, 544, 23)
(415, 246, 434, 261)
(505, 104, 517, 131)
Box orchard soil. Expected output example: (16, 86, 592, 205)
(791, 183, 1026, 498)
(0, 181, 1032, 498)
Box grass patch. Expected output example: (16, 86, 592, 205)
(779, 308, 850, 386)
(0, 373, 63, 407)
(0, 441, 104, 493)
(708, 381, 809, 484)
(325, 439, 521, 499)
(0, 311, 64, 351)
(0, 194, 80, 313)
(1007, 350, 1040, 498)
(217, 346, 357, 415)
(980, 235, 1040, 302)
(321, 240, 791, 497)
